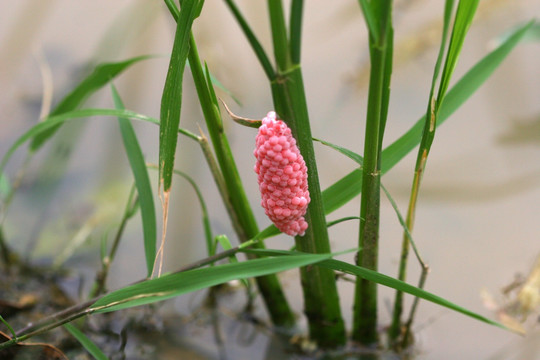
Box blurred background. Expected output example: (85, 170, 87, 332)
(1, 1, 539, 359)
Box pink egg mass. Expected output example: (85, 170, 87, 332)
(254, 111, 310, 236)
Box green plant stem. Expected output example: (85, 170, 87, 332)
(271, 67, 346, 348)
(388, 168, 421, 344)
(165, 0, 295, 328)
(389, 0, 479, 345)
(289, 0, 303, 64)
(90, 186, 139, 298)
(352, 0, 393, 345)
(402, 267, 428, 347)
(267, 0, 290, 71)
(186, 36, 295, 328)
(265, 0, 345, 347)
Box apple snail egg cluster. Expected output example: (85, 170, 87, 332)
(254, 111, 310, 236)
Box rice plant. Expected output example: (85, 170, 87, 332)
(0, 0, 538, 358)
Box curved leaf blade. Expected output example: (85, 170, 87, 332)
(318, 259, 507, 331)
(112, 86, 157, 277)
(64, 323, 109, 360)
(329, 20, 536, 219)
(31, 55, 154, 151)
(90, 252, 333, 313)
(244, 248, 508, 332)
(159, 0, 200, 193)
(252, 19, 536, 241)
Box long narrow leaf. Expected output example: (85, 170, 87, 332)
(243, 249, 508, 332)
(357, 0, 380, 44)
(31, 55, 154, 150)
(0, 108, 199, 177)
(251, 20, 536, 241)
(64, 323, 109, 360)
(159, 0, 200, 193)
(436, 0, 480, 108)
(112, 85, 157, 277)
(320, 259, 507, 331)
(383, 19, 535, 175)
(329, 20, 536, 219)
(90, 252, 333, 313)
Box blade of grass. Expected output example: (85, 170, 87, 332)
(0, 108, 200, 175)
(436, 0, 480, 111)
(318, 19, 535, 220)
(244, 248, 509, 332)
(90, 252, 334, 313)
(322, 259, 507, 332)
(30, 55, 154, 151)
(357, 0, 380, 44)
(112, 85, 157, 278)
(162, 1, 296, 327)
(157, 0, 201, 276)
(64, 323, 109, 360)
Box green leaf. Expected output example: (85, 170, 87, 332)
(383, 19, 535, 175)
(0, 108, 199, 176)
(90, 252, 333, 313)
(1, 109, 152, 174)
(207, 69, 242, 106)
(64, 323, 109, 360)
(251, 20, 536, 242)
(437, 0, 480, 108)
(314, 137, 363, 165)
(0, 315, 16, 340)
(244, 249, 508, 332)
(357, 0, 380, 44)
(159, 0, 200, 193)
(223, 0, 276, 80)
(319, 259, 507, 331)
(0, 172, 11, 199)
(30, 55, 154, 151)
(335, 20, 536, 217)
(112, 85, 157, 277)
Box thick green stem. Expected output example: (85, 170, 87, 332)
(271, 67, 346, 347)
(352, 0, 393, 345)
(186, 36, 295, 328)
(265, 0, 345, 346)
(165, 0, 295, 328)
